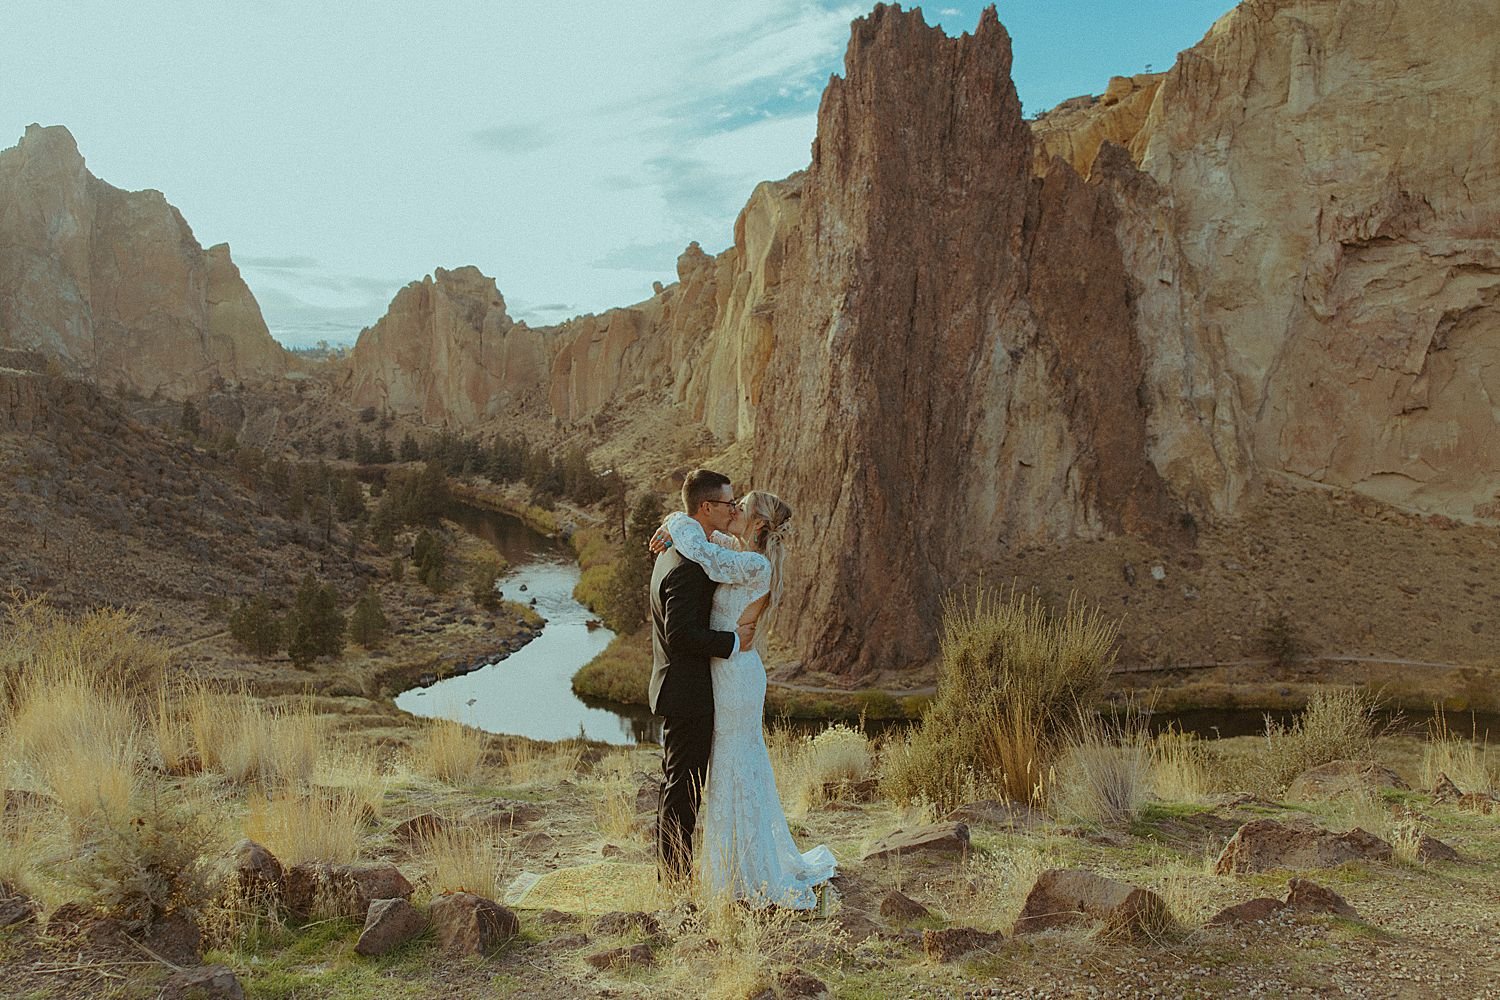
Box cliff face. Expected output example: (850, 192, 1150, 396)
(343, 0, 1500, 677)
(0, 125, 292, 397)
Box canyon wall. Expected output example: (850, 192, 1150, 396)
(0, 125, 293, 398)
(313, 0, 1500, 676)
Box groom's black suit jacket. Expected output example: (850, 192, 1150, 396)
(648, 547, 736, 718)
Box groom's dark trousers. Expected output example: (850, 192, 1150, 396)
(648, 547, 735, 882)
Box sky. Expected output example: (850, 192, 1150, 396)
(1, 1, 1230, 348)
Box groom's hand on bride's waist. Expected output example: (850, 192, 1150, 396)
(736, 622, 756, 649)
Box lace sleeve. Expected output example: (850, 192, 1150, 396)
(664, 511, 769, 586)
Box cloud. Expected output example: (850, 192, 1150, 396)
(236, 254, 321, 270)
(591, 239, 689, 272)
(470, 121, 558, 152)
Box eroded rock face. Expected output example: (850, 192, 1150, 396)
(338, 0, 1500, 679)
(0, 125, 292, 398)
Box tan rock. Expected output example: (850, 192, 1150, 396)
(1286, 760, 1410, 801)
(1214, 819, 1392, 874)
(283, 862, 414, 920)
(1414, 833, 1460, 863)
(0, 125, 292, 398)
(1284, 878, 1359, 919)
(355, 897, 428, 956)
(428, 891, 519, 956)
(584, 942, 654, 971)
(1206, 897, 1286, 927)
(879, 890, 931, 922)
(922, 926, 1004, 962)
(861, 821, 970, 862)
(1012, 869, 1173, 940)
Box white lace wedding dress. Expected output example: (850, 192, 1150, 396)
(663, 512, 837, 909)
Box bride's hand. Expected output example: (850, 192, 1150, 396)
(647, 523, 673, 554)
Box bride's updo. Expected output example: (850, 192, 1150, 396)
(739, 491, 792, 651)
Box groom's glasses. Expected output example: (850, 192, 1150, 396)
(705, 499, 740, 510)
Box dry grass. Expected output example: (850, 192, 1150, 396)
(417, 717, 489, 786)
(1053, 713, 1151, 827)
(768, 722, 875, 818)
(883, 587, 1120, 811)
(166, 684, 328, 791)
(243, 791, 368, 865)
(417, 823, 512, 901)
(0, 592, 165, 702)
(1149, 727, 1216, 803)
(663, 892, 848, 1000)
(500, 738, 583, 786)
(1422, 711, 1497, 794)
(1238, 687, 1381, 795)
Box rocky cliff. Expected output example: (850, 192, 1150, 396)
(0, 125, 292, 398)
(344, 0, 1500, 678)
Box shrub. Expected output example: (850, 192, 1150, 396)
(1421, 711, 1497, 795)
(68, 787, 218, 935)
(571, 631, 652, 705)
(285, 574, 345, 667)
(420, 718, 488, 786)
(881, 587, 1119, 811)
(468, 558, 505, 608)
(768, 723, 875, 817)
(1243, 687, 1379, 795)
(1054, 708, 1151, 826)
(413, 529, 448, 593)
(1259, 608, 1305, 665)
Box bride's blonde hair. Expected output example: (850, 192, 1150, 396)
(738, 490, 793, 651)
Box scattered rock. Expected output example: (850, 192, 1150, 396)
(832, 909, 882, 943)
(944, 799, 1041, 829)
(547, 931, 590, 950)
(1414, 833, 1460, 863)
(468, 799, 543, 829)
(284, 862, 414, 920)
(1206, 897, 1286, 927)
(1286, 760, 1409, 801)
(429, 892, 519, 956)
(1430, 772, 1464, 803)
(145, 911, 205, 966)
(1013, 869, 1173, 940)
(1284, 878, 1359, 919)
(45, 902, 129, 953)
(591, 910, 662, 939)
(634, 777, 663, 814)
(0, 883, 39, 929)
(392, 813, 449, 844)
(1458, 792, 1497, 815)
(231, 839, 283, 899)
(585, 942, 655, 971)
(879, 890, 931, 922)
(760, 968, 829, 998)
(922, 926, 1004, 961)
(861, 821, 970, 862)
(536, 909, 575, 927)
(1214, 819, 1392, 874)
(355, 898, 428, 957)
(161, 964, 246, 1000)
(600, 843, 625, 858)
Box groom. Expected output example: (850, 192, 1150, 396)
(649, 468, 754, 883)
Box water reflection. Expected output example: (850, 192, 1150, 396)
(395, 504, 657, 745)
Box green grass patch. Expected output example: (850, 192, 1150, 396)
(572, 630, 652, 706)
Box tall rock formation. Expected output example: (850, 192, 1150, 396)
(0, 125, 292, 397)
(755, 6, 1182, 675)
(343, 0, 1500, 678)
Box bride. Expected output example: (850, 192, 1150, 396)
(655, 491, 837, 909)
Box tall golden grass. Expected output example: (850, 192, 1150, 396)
(1422, 711, 1497, 795)
(882, 587, 1119, 811)
(767, 722, 875, 817)
(1242, 687, 1380, 795)
(417, 717, 490, 786)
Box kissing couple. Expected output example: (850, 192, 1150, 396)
(647, 468, 837, 908)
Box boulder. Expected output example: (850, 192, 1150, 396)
(283, 862, 414, 920)
(429, 892, 519, 956)
(1012, 869, 1173, 940)
(584, 942, 655, 971)
(144, 911, 204, 967)
(355, 898, 428, 957)
(879, 890, 931, 922)
(391, 813, 448, 845)
(1430, 772, 1464, 804)
(861, 822, 970, 862)
(591, 910, 661, 939)
(634, 776, 662, 814)
(1213, 819, 1392, 874)
(231, 839, 283, 899)
(1206, 897, 1287, 927)
(1284, 878, 1359, 919)
(921, 926, 1004, 961)
(1286, 760, 1409, 801)
(0, 883, 38, 929)
(1414, 833, 1460, 863)
(160, 964, 246, 1000)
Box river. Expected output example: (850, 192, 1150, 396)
(396, 503, 1497, 747)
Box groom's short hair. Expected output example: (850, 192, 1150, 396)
(682, 468, 731, 514)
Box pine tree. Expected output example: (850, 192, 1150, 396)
(399, 433, 421, 463)
(228, 594, 282, 657)
(413, 529, 447, 592)
(601, 491, 663, 632)
(349, 587, 388, 647)
(285, 573, 345, 667)
(179, 400, 201, 438)
(335, 474, 365, 521)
